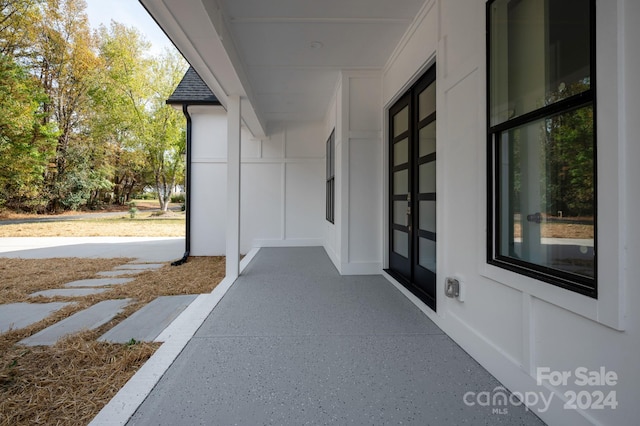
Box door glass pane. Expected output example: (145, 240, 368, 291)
(419, 83, 436, 121)
(393, 106, 409, 137)
(419, 201, 436, 233)
(419, 161, 436, 194)
(393, 201, 408, 226)
(394, 230, 409, 258)
(394, 138, 408, 166)
(419, 122, 436, 157)
(393, 169, 408, 195)
(497, 106, 594, 278)
(489, 0, 591, 126)
(419, 237, 436, 272)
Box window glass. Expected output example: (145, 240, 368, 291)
(489, 0, 591, 126)
(394, 170, 408, 195)
(393, 106, 409, 137)
(419, 237, 436, 272)
(325, 131, 335, 223)
(418, 82, 436, 121)
(393, 201, 408, 226)
(394, 138, 409, 166)
(419, 122, 436, 157)
(394, 230, 409, 258)
(419, 200, 436, 234)
(419, 162, 436, 194)
(497, 105, 595, 279)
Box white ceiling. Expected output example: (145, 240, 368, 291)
(142, 0, 426, 133)
(216, 0, 425, 127)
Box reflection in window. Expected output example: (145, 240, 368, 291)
(498, 106, 594, 278)
(487, 0, 596, 296)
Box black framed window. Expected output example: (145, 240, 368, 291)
(487, 0, 596, 297)
(326, 130, 335, 224)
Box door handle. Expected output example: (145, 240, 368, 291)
(407, 207, 412, 231)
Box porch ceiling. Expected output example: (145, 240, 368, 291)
(140, 0, 426, 134)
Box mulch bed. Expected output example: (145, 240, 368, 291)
(0, 256, 225, 425)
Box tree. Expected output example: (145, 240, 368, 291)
(92, 21, 152, 205)
(0, 53, 57, 210)
(545, 82, 594, 218)
(32, 0, 104, 211)
(95, 26, 187, 211)
(0, 1, 187, 212)
(0, 0, 42, 58)
(142, 49, 187, 211)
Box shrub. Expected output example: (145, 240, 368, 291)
(128, 202, 138, 219)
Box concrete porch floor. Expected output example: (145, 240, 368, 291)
(124, 247, 544, 425)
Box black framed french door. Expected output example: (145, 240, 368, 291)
(388, 65, 437, 311)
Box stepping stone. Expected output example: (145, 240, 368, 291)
(98, 295, 197, 343)
(96, 269, 146, 277)
(114, 263, 165, 271)
(30, 288, 110, 298)
(19, 299, 132, 346)
(65, 277, 134, 288)
(0, 302, 73, 334)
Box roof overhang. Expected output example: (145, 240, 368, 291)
(140, 0, 267, 138)
(141, 0, 426, 137)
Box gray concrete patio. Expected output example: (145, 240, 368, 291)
(126, 247, 545, 425)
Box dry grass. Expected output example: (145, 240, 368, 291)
(0, 334, 158, 426)
(0, 256, 225, 426)
(513, 223, 594, 239)
(0, 201, 177, 220)
(0, 216, 185, 237)
(0, 258, 131, 304)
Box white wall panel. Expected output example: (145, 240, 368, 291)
(284, 161, 324, 241)
(262, 125, 285, 158)
(285, 122, 325, 158)
(241, 163, 283, 252)
(190, 163, 226, 256)
(349, 77, 381, 132)
(191, 108, 227, 159)
(533, 297, 636, 425)
(382, 1, 437, 107)
(348, 138, 381, 265)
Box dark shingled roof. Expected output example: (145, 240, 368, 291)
(166, 67, 220, 105)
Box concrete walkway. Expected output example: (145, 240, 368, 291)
(0, 237, 187, 344)
(123, 247, 544, 425)
(0, 237, 184, 262)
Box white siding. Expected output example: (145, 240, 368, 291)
(189, 108, 324, 255)
(324, 72, 383, 274)
(190, 107, 227, 256)
(375, 1, 640, 425)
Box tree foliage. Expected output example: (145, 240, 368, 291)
(0, 0, 187, 212)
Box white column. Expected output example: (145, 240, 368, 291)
(226, 95, 241, 279)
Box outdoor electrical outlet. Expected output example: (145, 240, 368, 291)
(445, 277, 461, 300)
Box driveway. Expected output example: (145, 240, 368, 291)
(0, 237, 184, 262)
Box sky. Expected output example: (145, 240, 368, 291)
(84, 0, 175, 56)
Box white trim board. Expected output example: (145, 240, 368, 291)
(89, 247, 261, 426)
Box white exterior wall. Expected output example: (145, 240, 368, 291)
(189, 105, 324, 255)
(242, 121, 324, 252)
(372, 1, 640, 425)
(323, 72, 383, 275)
(189, 106, 227, 256)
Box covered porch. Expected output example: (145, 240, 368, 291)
(109, 247, 542, 425)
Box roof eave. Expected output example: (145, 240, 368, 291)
(139, 0, 267, 138)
